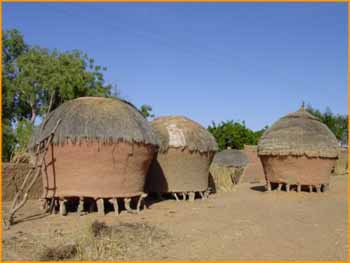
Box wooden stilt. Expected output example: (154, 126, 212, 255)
(77, 197, 84, 214)
(285, 184, 290, 192)
(309, 185, 313, 193)
(316, 185, 321, 193)
(277, 183, 282, 191)
(188, 192, 195, 202)
(96, 198, 104, 215)
(172, 193, 179, 201)
(181, 192, 187, 201)
(266, 181, 271, 192)
(59, 199, 67, 216)
(124, 198, 132, 213)
(199, 191, 205, 200)
(297, 184, 301, 192)
(136, 193, 148, 212)
(108, 198, 119, 215)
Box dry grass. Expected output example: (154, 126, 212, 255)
(4, 220, 171, 261)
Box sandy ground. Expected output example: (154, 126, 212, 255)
(2, 176, 348, 261)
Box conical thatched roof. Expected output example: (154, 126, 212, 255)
(258, 107, 338, 158)
(212, 149, 248, 167)
(32, 97, 159, 146)
(151, 116, 218, 153)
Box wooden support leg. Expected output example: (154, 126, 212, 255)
(309, 185, 313, 193)
(277, 183, 282, 191)
(77, 197, 84, 214)
(108, 198, 119, 215)
(316, 185, 321, 193)
(124, 198, 133, 213)
(181, 192, 187, 201)
(172, 193, 179, 201)
(136, 193, 148, 212)
(96, 198, 105, 215)
(188, 192, 195, 202)
(266, 181, 271, 192)
(297, 184, 301, 193)
(59, 199, 67, 216)
(285, 184, 290, 192)
(199, 191, 205, 200)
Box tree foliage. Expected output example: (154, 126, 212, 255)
(2, 29, 115, 161)
(208, 120, 267, 150)
(140, 104, 155, 119)
(306, 104, 348, 145)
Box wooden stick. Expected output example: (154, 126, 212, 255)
(136, 193, 147, 212)
(108, 198, 119, 215)
(96, 198, 105, 215)
(188, 192, 195, 202)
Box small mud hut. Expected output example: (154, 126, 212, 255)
(209, 149, 248, 192)
(257, 106, 338, 193)
(33, 97, 158, 215)
(145, 116, 218, 201)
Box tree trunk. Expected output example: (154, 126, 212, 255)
(30, 107, 36, 124)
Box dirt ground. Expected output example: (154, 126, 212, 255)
(2, 176, 348, 261)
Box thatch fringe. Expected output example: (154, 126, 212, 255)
(30, 97, 159, 149)
(258, 107, 338, 158)
(151, 116, 218, 153)
(212, 149, 248, 168)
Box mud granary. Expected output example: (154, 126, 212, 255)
(145, 116, 218, 201)
(33, 97, 159, 215)
(257, 106, 339, 193)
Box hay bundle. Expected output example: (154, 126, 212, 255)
(33, 97, 159, 214)
(146, 116, 218, 200)
(209, 149, 248, 192)
(258, 106, 339, 192)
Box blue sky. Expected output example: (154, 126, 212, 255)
(3, 2, 348, 130)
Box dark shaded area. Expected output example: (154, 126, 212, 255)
(40, 244, 77, 261)
(144, 156, 168, 193)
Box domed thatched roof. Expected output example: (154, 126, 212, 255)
(212, 149, 248, 167)
(32, 97, 159, 146)
(151, 116, 218, 153)
(258, 107, 338, 158)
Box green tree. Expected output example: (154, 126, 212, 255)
(140, 104, 155, 119)
(208, 120, 260, 150)
(2, 29, 115, 161)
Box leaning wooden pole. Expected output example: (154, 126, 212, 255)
(7, 119, 61, 226)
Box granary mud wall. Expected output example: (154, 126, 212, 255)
(260, 155, 336, 185)
(3, 163, 42, 201)
(241, 145, 265, 183)
(334, 148, 348, 176)
(146, 148, 214, 193)
(42, 140, 156, 199)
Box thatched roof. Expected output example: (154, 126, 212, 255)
(151, 116, 218, 153)
(212, 149, 248, 167)
(258, 107, 338, 158)
(31, 97, 159, 146)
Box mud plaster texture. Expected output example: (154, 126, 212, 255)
(42, 140, 156, 199)
(2, 163, 42, 201)
(334, 148, 347, 176)
(146, 148, 214, 193)
(240, 145, 265, 183)
(260, 155, 336, 185)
